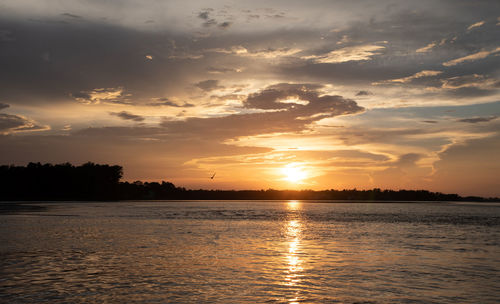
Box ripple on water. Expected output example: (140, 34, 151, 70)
(0, 201, 499, 303)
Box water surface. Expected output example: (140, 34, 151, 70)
(1, 201, 499, 303)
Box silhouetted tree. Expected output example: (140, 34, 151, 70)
(0, 162, 497, 201)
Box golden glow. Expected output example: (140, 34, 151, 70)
(287, 200, 300, 210)
(282, 164, 307, 183)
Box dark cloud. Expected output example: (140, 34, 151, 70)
(148, 99, 194, 107)
(0, 113, 47, 133)
(3, 6, 495, 109)
(109, 111, 145, 122)
(355, 90, 372, 96)
(0, 103, 9, 110)
(161, 83, 363, 140)
(219, 21, 232, 29)
(441, 74, 500, 90)
(195, 79, 224, 92)
(457, 116, 497, 123)
(71, 87, 125, 104)
(206, 66, 239, 74)
(0, 114, 29, 131)
(267, 13, 285, 19)
(277, 6, 500, 96)
(210, 94, 244, 102)
(197, 9, 233, 29)
(0, 19, 196, 105)
(244, 83, 323, 110)
(60, 13, 82, 19)
(161, 111, 309, 140)
(198, 10, 212, 20)
(70, 91, 92, 100)
(395, 153, 423, 167)
(197, 9, 217, 27)
(422, 120, 438, 124)
(202, 19, 217, 27)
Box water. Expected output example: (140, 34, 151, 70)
(1, 201, 499, 303)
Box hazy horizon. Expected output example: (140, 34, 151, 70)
(1, 0, 499, 196)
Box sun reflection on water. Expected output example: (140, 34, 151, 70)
(287, 200, 300, 210)
(284, 201, 304, 303)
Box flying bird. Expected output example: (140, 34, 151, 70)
(210, 172, 216, 179)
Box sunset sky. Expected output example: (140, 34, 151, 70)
(1, 0, 499, 196)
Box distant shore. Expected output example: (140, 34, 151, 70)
(1, 163, 498, 202)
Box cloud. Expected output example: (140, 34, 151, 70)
(395, 70, 442, 83)
(244, 83, 364, 118)
(246, 48, 301, 58)
(206, 66, 241, 74)
(416, 42, 437, 53)
(0, 103, 9, 110)
(219, 21, 232, 29)
(0, 113, 48, 134)
(202, 19, 217, 27)
(209, 94, 244, 102)
(0, 1, 499, 193)
(197, 9, 232, 29)
(61, 13, 83, 19)
(167, 53, 204, 60)
(443, 47, 500, 66)
(395, 153, 423, 166)
(376, 70, 442, 84)
(109, 111, 145, 122)
(467, 21, 485, 31)
(244, 83, 321, 110)
(0, 19, 205, 106)
(355, 91, 372, 96)
(145, 55, 153, 60)
(190, 149, 391, 171)
(441, 74, 499, 90)
(208, 46, 301, 59)
(198, 10, 212, 20)
(148, 99, 194, 107)
(207, 45, 248, 55)
(72, 87, 125, 104)
(195, 80, 224, 92)
(302, 44, 385, 63)
(160, 83, 363, 140)
(457, 116, 497, 123)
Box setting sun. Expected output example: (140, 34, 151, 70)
(282, 164, 307, 183)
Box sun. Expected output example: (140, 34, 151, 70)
(282, 164, 307, 183)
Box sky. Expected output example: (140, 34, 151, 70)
(0, 0, 499, 196)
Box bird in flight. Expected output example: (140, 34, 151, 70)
(210, 172, 216, 179)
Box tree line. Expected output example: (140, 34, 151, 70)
(0, 162, 498, 202)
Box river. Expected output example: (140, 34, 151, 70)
(1, 201, 499, 303)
